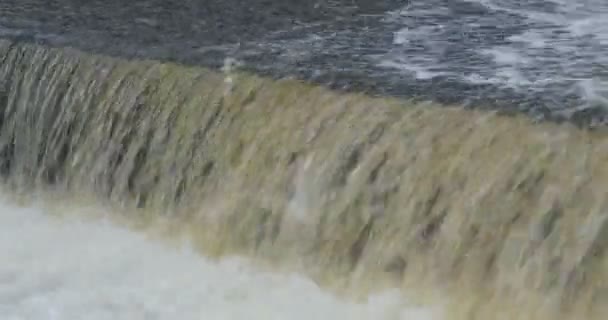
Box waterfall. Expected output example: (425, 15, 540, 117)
(2, 39, 608, 319)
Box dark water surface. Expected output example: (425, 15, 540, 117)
(1, 0, 607, 125)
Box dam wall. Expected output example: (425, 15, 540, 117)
(1, 39, 608, 319)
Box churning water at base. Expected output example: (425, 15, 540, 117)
(0, 199, 438, 320)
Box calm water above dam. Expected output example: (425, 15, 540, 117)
(1, 0, 607, 125)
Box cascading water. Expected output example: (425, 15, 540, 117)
(1, 37, 608, 319)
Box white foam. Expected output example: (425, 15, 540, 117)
(469, 0, 608, 51)
(575, 78, 608, 110)
(392, 26, 444, 45)
(379, 0, 608, 102)
(0, 200, 439, 320)
(378, 60, 448, 80)
(568, 16, 608, 45)
(507, 31, 547, 49)
(480, 47, 530, 66)
(465, 68, 532, 88)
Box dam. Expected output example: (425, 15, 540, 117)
(1, 0, 608, 319)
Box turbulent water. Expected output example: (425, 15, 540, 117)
(379, 0, 608, 122)
(1, 0, 607, 123)
(0, 200, 437, 319)
(2, 39, 608, 319)
(1, 1, 608, 319)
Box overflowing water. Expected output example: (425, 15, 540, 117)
(2, 1, 608, 317)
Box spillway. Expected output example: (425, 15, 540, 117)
(1, 38, 608, 319)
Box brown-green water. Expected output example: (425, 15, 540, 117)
(2, 39, 608, 319)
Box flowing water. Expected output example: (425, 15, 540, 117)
(2, 39, 608, 319)
(1, 1, 608, 319)
(379, 0, 608, 122)
(1, 0, 607, 123)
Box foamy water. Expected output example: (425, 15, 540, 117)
(2, 0, 606, 118)
(379, 0, 608, 111)
(0, 200, 437, 320)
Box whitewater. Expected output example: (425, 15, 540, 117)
(1, 0, 608, 318)
(0, 199, 438, 320)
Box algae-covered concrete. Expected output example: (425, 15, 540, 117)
(2, 39, 608, 319)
